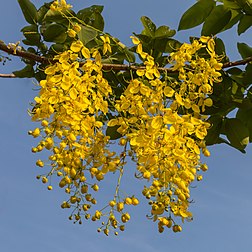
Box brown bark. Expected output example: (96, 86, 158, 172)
(1, 41, 251, 78)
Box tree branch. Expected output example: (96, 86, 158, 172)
(222, 57, 252, 68)
(0, 41, 252, 78)
(0, 73, 16, 78)
(0, 41, 55, 65)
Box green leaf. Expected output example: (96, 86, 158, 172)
(49, 43, 67, 54)
(236, 0, 252, 15)
(234, 98, 252, 110)
(224, 117, 249, 150)
(238, 14, 252, 35)
(222, 10, 243, 32)
(215, 38, 226, 56)
(42, 23, 67, 43)
(37, 2, 51, 24)
(77, 25, 98, 45)
(244, 64, 252, 85)
(18, 0, 38, 24)
(229, 68, 244, 85)
(13, 64, 35, 78)
(237, 42, 252, 59)
(204, 75, 240, 116)
(154, 38, 181, 53)
(141, 16, 156, 38)
(43, 9, 74, 26)
(132, 33, 152, 44)
(248, 86, 252, 98)
(34, 70, 46, 82)
(27, 47, 36, 54)
(231, 81, 239, 94)
(223, 0, 241, 9)
(38, 43, 48, 53)
(227, 67, 243, 75)
(178, 0, 215, 30)
(205, 115, 223, 145)
(236, 108, 252, 142)
(244, 0, 252, 15)
(201, 5, 232, 35)
(21, 25, 40, 45)
(154, 26, 176, 38)
(77, 5, 104, 31)
(89, 12, 104, 31)
(77, 5, 104, 19)
(216, 136, 246, 153)
(106, 125, 122, 140)
(123, 48, 136, 63)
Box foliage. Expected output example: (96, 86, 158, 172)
(1, 0, 252, 236)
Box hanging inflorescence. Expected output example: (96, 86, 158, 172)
(28, 0, 223, 236)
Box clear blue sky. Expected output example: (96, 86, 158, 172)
(1, 1, 252, 251)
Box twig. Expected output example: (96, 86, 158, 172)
(222, 57, 252, 68)
(0, 41, 55, 65)
(0, 73, 16, 78)
(0, 41, 252, 78)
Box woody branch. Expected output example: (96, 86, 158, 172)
(0, 40, 252, 78)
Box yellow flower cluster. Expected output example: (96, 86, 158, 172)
(100, 35, 112, 55)
(169, 36, 223, 113)
(29, 38, 140, 235)
(29, 25, 223, 234)
(50, 0, 73, 12)
(108, 36, 222, 233)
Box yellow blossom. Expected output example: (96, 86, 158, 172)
(100, 35, 112, 54)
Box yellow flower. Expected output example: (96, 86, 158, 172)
(100, 35, 112, 54)
(81, 46, 90, 59)
(136, 44, 148, 59)
(70, 40, 83, 53)
(164, 86, 175, 97)
(151, 116, 163, 129)
(67, 29, 76, 38)
(50, 0, 72, 11)
(199, 36, 210, 43)
(130, 36, 140, 45)
(73, 24, 81, 33)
